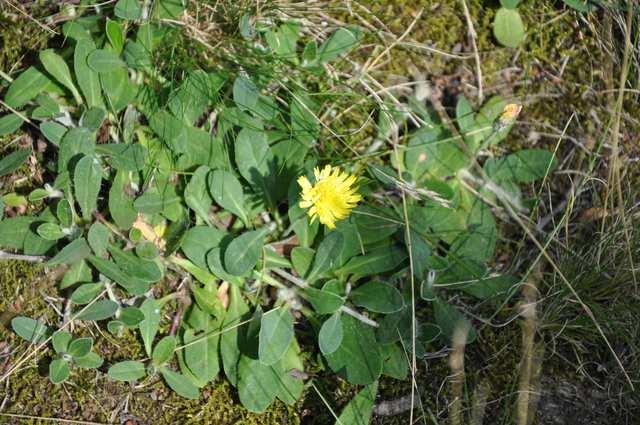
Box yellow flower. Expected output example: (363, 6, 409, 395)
(297, 165, 361, 229)
(499, 103, 522, 123)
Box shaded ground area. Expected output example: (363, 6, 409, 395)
(1, 1, 639, 424)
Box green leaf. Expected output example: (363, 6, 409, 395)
(258, 308, 294, 366)
(0, 149, 31, 177)
(484, 149, 557, 183)
(108, 360, 146, 382)
(272, 341, 304, 405)
(136, 242, 158, 260)
(167, 70, 212, 125)
(155, 0, 185, 19)
(58, 197, 74, 227)
(500, 0, 521, 8)
(350, 280, 404, 314)
(58, 127, 95, 173)
(40, 122, 67, 146)
(81, 107, 106, 131)
(68, 337, 93, 358)
(87, 256, 149, 295)
(305, 286, 344, 315)
(76, 299, 118, 321)
(39, 49, 82, 104)
(133, 189, 181, 215)
(336, 381, 378, 425)
(180, 226, 226, 270)
(107, 245, 163, 283)
(49, 359, 70, 384)
(32, 94, 61, 119)
(87, 222, 110, 256)
(381, 343, 408, 380)
(47, 238, 91, 266)
(219, 285, 249, 387)
(101, 67, 136, 113)
(474, 96, 511, 145)
(233, 75, 258, 112)
(0, 114, 24, 137)
(493, 8, 525, 48)
(153, 335, 176, 366)
(120, 306, 145, 327)
(302, 40, 317, 64)
(109, 171, 138, 229)
(124, 41, 152, 69)
(456, 95, 482, 149)
(74, 155, 102, 220)
(11, 316, 49, 343)
(23, 226, 55, 256)
(450, 198, 497, 262)
(87, 49, 126, 73)
(237, 355, 278, 412)
(149, 110, 187, 152)
(456, 275, 520, 299)
(291, 247, 314, 277)
(265, 22, 299, 62)
(106, 19, 125, 52)
(0, 216, 35, 249)
(60, 260, 92, 289)
(318, 312, 342, 355)
(235, 128, 275, 205)
(74, 39, 104, 108)
(291, 216, 318, 248)
(71, 283, 105, 305)
(563, 0, 598, 12)
(139, 298, 161, 357)
(405, 127, 467, 179)
(317, 28, 357, 64)
(184, 323, 220, 383)
(336, 245, 407, 281)
(223, 228, 269, 276)
(290, 91, 319, 144)
(306, 232, 344, 283)
(115, 0, 142, 19)
(208, 169, 249, 226)
(62, 21, 91, 40)
(52, 331, 72, 354)
(185, 166, 213, 225)
(433, 297, 477, 344)
(109, 320, 126, 335)
(160, 367, 199, 399)
(74, 351, 103, 368)
(325, 315, 382, 384)
(4, 67, 51, 108)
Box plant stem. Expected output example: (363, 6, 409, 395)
(270, 268, 378, 327)
(0, 251, 46, 262)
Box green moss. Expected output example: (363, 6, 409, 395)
(0, 5, 53, 74)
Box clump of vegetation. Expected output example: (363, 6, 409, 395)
(0, 0, 637, 424)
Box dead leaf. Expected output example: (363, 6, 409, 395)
(269, 234, 299, 257)
(132, 214, 166, 250)
(217, 281, 230, 310)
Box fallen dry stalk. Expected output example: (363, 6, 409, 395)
(517, 271, 543, 425)
(449, 323, 469, 425)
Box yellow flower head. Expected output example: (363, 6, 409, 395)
(499, 103, 522, 123)
(297, 165, 361, 229)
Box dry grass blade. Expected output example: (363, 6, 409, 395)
(517, 271, 542, 425)
(602, 1, 637, 292)
(448, 323, 468, 425)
